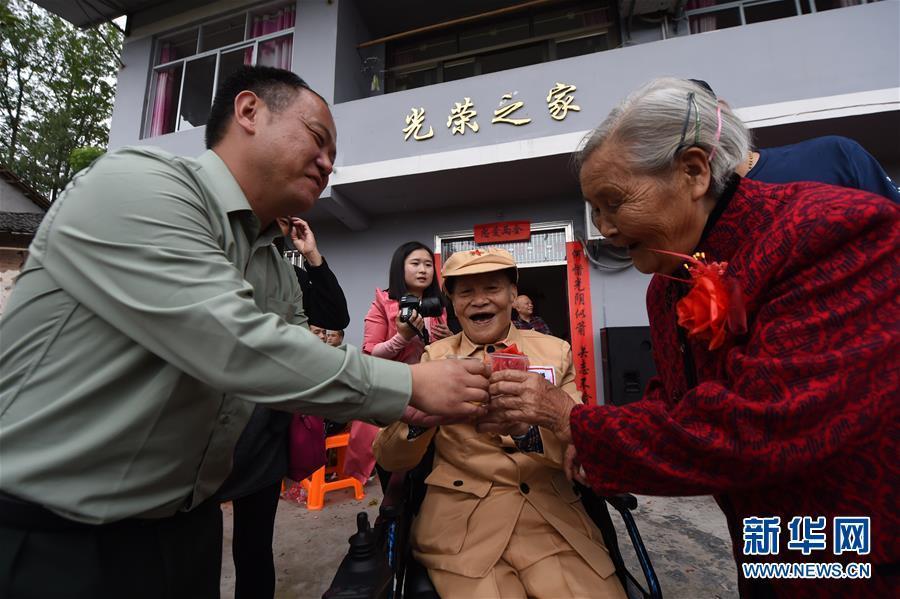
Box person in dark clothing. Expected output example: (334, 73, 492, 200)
(687, 78, 899, 202)
(219, 215, 350, 599)
(511, 294, 553, 336)
(289, 218, 350, 330)
(738, 136, 900, 203)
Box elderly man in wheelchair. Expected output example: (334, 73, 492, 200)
(371, 248, 627, 599)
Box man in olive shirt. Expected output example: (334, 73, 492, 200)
(0, 67, 487, 598)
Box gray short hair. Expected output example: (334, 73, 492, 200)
(576, 77, 751, 196)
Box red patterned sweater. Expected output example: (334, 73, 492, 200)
(571, 178, 899, 598)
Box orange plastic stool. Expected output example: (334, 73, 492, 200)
(300, 432, 365, 510)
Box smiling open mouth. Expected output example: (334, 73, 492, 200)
(469, 312, 495, 324)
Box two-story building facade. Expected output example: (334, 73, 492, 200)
(38, 0, 900, 404)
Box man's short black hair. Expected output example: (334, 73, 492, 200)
(204, 66, 325, 149)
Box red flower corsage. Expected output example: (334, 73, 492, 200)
(652, 250, 747, 350)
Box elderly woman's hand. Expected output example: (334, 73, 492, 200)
(486, 370, 575, 443)
(564, 445, 588, 485)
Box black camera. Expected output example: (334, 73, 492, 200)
(398, 294, 443, 323)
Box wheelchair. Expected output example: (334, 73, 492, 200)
(324, 444, 662, 599)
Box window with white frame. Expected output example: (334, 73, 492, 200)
(145, 1, 295, 138)
(684, 0, 869, 35)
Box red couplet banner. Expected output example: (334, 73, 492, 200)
(566, 241, 597, 405)
(473, 221, 531, 244)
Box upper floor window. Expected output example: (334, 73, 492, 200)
(685, 0, 869, 35)
(146, 2, 295, 138)
(379, 1, 617, 94)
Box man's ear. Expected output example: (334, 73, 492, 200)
(233, 90, 263, 136)
(678, 146, 712, 201)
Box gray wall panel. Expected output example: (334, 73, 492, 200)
(109, 36, 154, 151)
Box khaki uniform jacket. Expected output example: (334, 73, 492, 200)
(374, 325, 616, 580)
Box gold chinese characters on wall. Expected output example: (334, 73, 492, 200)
(402, 82, 580, 141)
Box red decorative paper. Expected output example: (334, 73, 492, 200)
(566, 241, 597, 405)
(473, 221, 531, 244)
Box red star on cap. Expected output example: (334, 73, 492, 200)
(470, 249, 483, 256)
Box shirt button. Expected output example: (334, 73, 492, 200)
(519, 482, 530, 494)
(504, 447, 516, 454)
(453, 480, 463, 487)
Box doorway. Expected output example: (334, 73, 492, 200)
(515, 265, 569, 341)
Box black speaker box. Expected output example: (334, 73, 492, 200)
(600, 326, 657, 406)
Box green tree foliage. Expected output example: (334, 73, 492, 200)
(0, 0, 122, 200)
(69, 146, 105, 174)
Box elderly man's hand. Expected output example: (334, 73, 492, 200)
(474, 409, 530, 436)
(401, 406, 471, 428)
(488, 370, 575, 443)
(408, 359, 490, 419)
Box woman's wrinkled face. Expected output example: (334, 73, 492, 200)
(451, 272, 517, 345)
(579, 143, 709, 274)
(404, 249, 434, 295)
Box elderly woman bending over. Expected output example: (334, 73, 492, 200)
(374, 248, 625, 599)
(487, 78, 898, 599)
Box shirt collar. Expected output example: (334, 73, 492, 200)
(195, 150, 280, 245)
(457, 322, 523, 356)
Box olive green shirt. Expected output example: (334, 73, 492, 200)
(0, 147, 410, 524)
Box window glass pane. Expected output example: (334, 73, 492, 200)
(157, 28, 198, 64)
(218, 47, 251, 92)
(177, 55, 216, 131)
(443, 59, 476, 83)
(688, 6, 741, 33)
(459, 18, 530, 53)
(479, 43, 544, 75)
(814, 0, 863, 10)
(744, 0, 800, 23)
(556, 32, 608, 59)
(534, 4, 611, 36)
(148, 64, 183, 136)
(248, 3, 296, 39)
(391, 34, 457, 67)
(256, 34, 293, 70)
(200, 15, 246, 52)
(388, 67, 437, 93)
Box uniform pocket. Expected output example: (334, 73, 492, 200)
(412, 464, 492, 555)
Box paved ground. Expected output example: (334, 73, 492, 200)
(221, 481, 738, 599)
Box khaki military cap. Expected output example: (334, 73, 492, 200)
(442, 248, 518, 290)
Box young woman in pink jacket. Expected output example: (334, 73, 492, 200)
(343, 242, 452, 485)
(363, 241, 452, 362)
